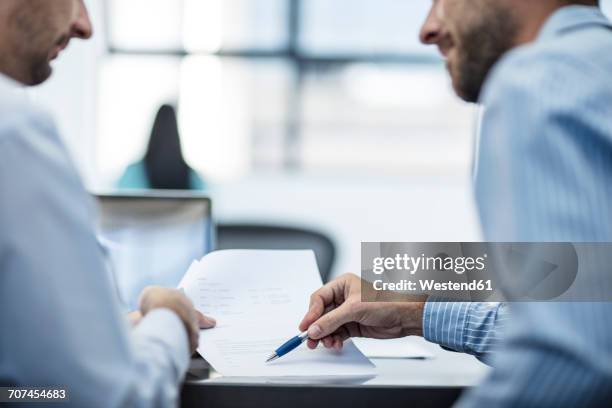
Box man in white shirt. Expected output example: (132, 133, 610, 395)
(0, 1, 215, 406)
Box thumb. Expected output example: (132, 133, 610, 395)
(307, 302, 354, 340)
(196, 311, 217, 329)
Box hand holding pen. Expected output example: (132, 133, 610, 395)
(267, 274, 426, 362)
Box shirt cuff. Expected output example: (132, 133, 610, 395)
(422, 299, 470, 353)
(132, 308, 191, 379)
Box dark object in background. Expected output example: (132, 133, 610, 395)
(216, 224, 336, 282)
(144, 104, 193, 190)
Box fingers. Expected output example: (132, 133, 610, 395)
(299, 282, 338, 332)
(322, 336, 334, 348)
(138, 286, 162, 314)
(127, 311, 143, 327)
(331, 335, 344, 351)
(308, 327, 350, 350)
(300, 274, 356, 332)
(325, 327, 350, 349)
(334, 329, 351, 349)
(196, 311, 217, 329)
(307, 302, 354, 340)
(137, 286, 210, 353)
(188, 311, 216, 353)
(306, 338, 320, 349)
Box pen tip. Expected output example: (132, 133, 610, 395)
(266, 353, 279, 363)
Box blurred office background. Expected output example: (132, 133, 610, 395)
(29, 0, 612, 278)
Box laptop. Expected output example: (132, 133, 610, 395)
(94, 191, 214, 309)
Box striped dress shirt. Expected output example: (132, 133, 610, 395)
(422, 5, 612, 406)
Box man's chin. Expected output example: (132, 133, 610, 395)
(453, 81, 479, 103)
(447, 70, 466, 101)
(28, 64, 53, 86)
(448, 66, 479, 103)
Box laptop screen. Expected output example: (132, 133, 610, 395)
(95, 193, 213, 310)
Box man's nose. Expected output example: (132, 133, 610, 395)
(419, 5, 442, 45)
(72, 0, 93, 40)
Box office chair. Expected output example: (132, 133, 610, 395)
(215, 224, 336, 282)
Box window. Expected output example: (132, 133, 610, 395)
(299, 0, 436, 57)
(107, 0, 289, 52)
(98, 1, 481, 186)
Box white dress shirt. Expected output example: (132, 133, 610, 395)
(0, 73, 190, 407)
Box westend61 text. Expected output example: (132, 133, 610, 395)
(372, 279, 494, 292)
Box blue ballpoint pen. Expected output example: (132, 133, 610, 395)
(265, 332, 309, 363)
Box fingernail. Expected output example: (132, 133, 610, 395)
(308, 324, 322, 338)
(207, 317, 217, 325)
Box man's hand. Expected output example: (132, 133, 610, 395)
(139, 286, 216, 353)
(127, 311, 143, 326)
(299, 273, 426, 350)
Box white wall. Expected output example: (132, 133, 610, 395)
(211, 173, 481, 278)
(28, 0, 105, 188)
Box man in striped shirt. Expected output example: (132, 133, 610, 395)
(300, 0, 612, 406)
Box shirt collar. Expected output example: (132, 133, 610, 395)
(0, 72, 35, 102)
(538, 5, 612, 42)
(0, 72, 22, 89)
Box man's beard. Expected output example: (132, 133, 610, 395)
(453, 7, 520, 103)
(27, 54, 53, 86)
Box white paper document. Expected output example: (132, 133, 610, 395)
(353, 337, 434, 359)
(179, 250, 376, 377)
